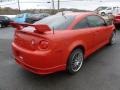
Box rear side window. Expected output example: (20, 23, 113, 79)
(87, 15, 106, 27)
(73, 18, 88, 29)
(34, 15, 75, 30)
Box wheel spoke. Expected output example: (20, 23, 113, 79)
(71, 51, 83, 72)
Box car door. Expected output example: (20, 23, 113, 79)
(73, 18, 95, 54)
(101, 18, 113, 42)
(87, 15, 108, 48)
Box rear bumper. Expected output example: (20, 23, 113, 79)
(12, 42, 66, 75)
(15, 57, 65, 75)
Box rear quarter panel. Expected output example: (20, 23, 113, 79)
(46, 30, 93, 65)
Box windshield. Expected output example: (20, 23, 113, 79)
(34, 15, 75, 30)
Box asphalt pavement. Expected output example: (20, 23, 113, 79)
(0, 27, 120, 90)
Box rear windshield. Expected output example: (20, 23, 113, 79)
(34, 15, 75, 30)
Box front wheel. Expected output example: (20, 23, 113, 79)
(108, 31, 116, 45)
(67, 48, 84, 74)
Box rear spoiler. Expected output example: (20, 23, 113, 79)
(10, 22, 51, 33)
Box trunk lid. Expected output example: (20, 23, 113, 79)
(10, 22, 52, 51)
(14, 31, 46, 51)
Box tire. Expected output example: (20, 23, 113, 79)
(101, 12, 105, 16)
(67, 48, 84, 74)
(108, 31, 116, 45)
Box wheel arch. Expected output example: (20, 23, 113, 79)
(72, 45, 85, 55)
(66, 43, 86, 73)
(67, 41, 86, 60)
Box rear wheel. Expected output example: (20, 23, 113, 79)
(67, 48, 84, 74)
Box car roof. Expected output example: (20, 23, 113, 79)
(65, 12, 96, 17)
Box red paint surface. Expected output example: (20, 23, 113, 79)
(114, 14, 120, 24)
(11, 12, 115, 74)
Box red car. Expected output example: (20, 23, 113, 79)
(113, 14, 120, 27)
(11, 12, 116, 75)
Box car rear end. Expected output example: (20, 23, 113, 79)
(11, 23, 65, 75)
(11, 14, 76, 74)
(114, 14, 120, 25)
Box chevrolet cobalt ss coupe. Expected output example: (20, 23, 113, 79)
(11, 12, 116, 75)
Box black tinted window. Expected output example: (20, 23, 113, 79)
(34, 15, 75, 30)
(73, 18, 88, 29)
(87, 15, 106, 27)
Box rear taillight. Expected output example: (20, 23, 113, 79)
(115, 16, 120, 19)
(38, 40, 49, 50)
